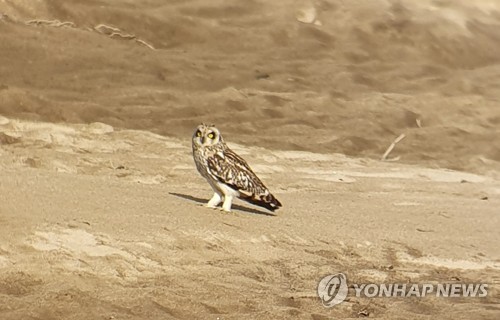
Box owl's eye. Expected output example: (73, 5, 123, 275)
(196, 131, 202, 137)
(207, 132, 215, 139)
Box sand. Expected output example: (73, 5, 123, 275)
(0, 0, 499, 319)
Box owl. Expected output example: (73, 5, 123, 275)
(192, 123, 282, 213)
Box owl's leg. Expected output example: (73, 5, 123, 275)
(206, 192, 223, 208)
(221, 195, 233, 212)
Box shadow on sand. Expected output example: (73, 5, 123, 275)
(169, 192, 276, 217)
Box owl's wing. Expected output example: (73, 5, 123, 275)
(206, 148, 282, 211)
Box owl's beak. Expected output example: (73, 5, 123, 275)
(201, 136, 206, 144)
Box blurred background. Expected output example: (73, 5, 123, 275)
(1, 0, 499, 175)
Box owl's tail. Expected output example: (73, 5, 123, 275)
(241, 192, 282, 212)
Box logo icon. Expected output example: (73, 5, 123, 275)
(317, 273, 348, 308)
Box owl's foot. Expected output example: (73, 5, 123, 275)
(219, 207, 237, 215)
(206, 193, 223, 208)
(221, 195, 233, 213)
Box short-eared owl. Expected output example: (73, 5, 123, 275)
(192, 124, 282, 213)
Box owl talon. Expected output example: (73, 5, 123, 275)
(219, 208, 235, 214)
(205, 193, 223, 208)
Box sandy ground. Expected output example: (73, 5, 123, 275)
(0, 0, 500, 319)
(0, 118, 499, 319)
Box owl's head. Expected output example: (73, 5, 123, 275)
(192, 123, 223, 148)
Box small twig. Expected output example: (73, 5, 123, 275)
(26, 19, 75, 28)
(384, 156, 401, 162)
(416, 119, 422, 128)
(94, 24, 121, 34)
(109, 32, 136, 40)
(135, 39, 155, 50)
(381, 133, 406, 161)
(94, 23, 155, 50)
